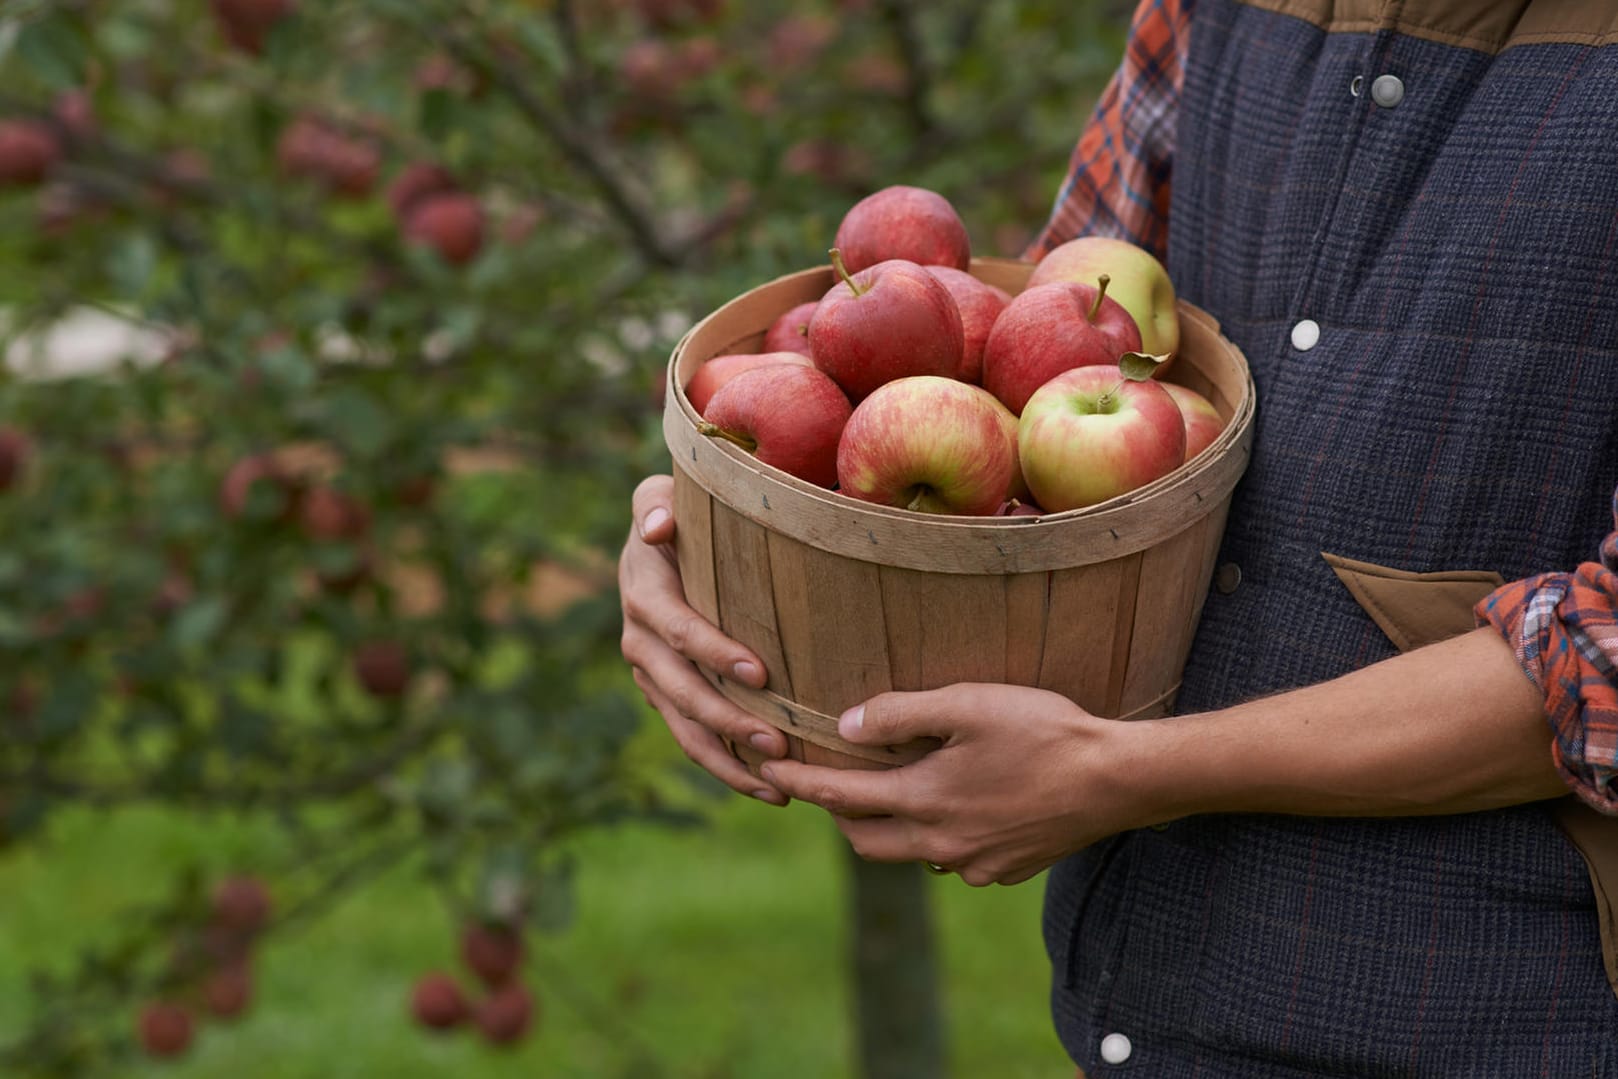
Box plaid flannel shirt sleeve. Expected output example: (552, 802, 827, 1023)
(1024, 0, 1192, 263)
(1477, 490, 1618, 814)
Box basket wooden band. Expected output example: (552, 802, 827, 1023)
(704, 670, 1181, 765)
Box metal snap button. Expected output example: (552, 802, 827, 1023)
(1215, 562, 1242, 595)
(1100, 1032, 1133, 1065)
(1291, 318, 1320, 352)
(1371, 74, 1405, 108)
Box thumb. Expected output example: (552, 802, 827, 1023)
(838, 685, 982, 747)
(631, 474, 676, 545)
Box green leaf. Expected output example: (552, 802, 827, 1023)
(1118, 351, 1172, 382)
(15, 15, 88, 90)
(321, 387, 392, 459)
(514, 19, 566, 76)
(418, 88, 458, 141)
(169, 596, 228, 650)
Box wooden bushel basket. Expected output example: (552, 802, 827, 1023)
(662, 258, 1255, 774)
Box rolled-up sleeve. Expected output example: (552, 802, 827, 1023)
(1024, 0, 1192, 262)
(1477, 491, 1618, 814)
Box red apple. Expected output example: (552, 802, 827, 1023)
(762, 301, 818, 356)
(684, 351, 814, 415)
(411, 972, 470, 1030)
(353, 640, 412, 698)
(995, 499, 1044, 517)
(202, 960, 254, 1020)
(0, 121, 61, 187)
(387, 162, 458, 222)
(1017, 365, 1187, 511)
(211, 0, 297, 53)
(836, 376, 1017, 516)
(0, 428, 31, 491)
(137, 1002, 195, 1059)
(211, 875, 273, 935)
(475, 982, 535, 1046)
(699, 364, 851, 488)
(461, 922, 525, 988)
(405, 192, 485, 266)
(299, 485, 372, 542)
(833, 185, 971, 274)
(1028, 235, 1179, 358)
(981, 277, 1143, 415)
(921, 265, 1011, 384)
(1160, 382, 1225, 462)
(807, 251, 963, 403)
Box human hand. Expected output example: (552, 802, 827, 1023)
(618, 475, 790, 804)
(759, 683, 1153, 885)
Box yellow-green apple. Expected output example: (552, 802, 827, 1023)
(832, 185, 971, 274)
(981, 277, 1142, 415)
(807, 250, 964, 402)
(1018, 364, 1187, 511)
(684, 351, 814, 415)
(1160, 382, 1225, 462)
(699, 364, 851, 488)
(762, 301, 818, 356)
(921, 265, 1012, 384)
(836, 376, 1016, 516)
(1028, 235, 1179, 358)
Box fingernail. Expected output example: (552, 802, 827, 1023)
(749, 732, 782, 757)
(839, 704, 864, 738)
(751, 788, 784, 806)
(733, 660, 763, 686)
(639, 507, 669, 539)
(758, 764, 777, 786)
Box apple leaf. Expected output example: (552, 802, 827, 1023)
(1118, 351, 1172, 382)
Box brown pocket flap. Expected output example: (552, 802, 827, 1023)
(1320, 551, 1504, 652)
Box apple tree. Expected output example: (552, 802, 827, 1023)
(0, 0, 1123, 1074)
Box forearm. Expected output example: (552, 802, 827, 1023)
(1142, 627, 1567, 822)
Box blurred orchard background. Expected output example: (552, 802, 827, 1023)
(0, 0, 1128, 1075)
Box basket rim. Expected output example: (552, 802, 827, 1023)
(663, 260, 1256, 575)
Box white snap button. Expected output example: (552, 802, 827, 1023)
(1291, 319, 1320, 352)
(1371, 74, 1404, 108)
(1100, 1032, 1133, 1064)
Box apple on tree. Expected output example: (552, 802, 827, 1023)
(685, 351, 814, 415)
(1028, 235, 1180, 359)
(982, 275, 1143, 415)
(807, 250, 963, 403)
(832, 185, 971, 274)
(836, 376, 1017, 516)
(921, 265, 1011, 385)
(699, 363, 852, 489)
(1160, 381, 1225, 462)
(1017, 357, 1187, 512)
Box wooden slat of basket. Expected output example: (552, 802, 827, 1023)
(765, 530, 895, 719)
(1118, 513, 1217, 717)
(1038, 555, 1143, 718)
(674, 467, 720, 625)
(1004, 572, 1052, 687)
(711, 501, 794, 697)
(878, 566, 1010, 690)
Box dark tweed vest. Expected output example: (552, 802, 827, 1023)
(1045, 1, 1618, 1074)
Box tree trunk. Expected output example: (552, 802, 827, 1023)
(846, 846, 945, 1079)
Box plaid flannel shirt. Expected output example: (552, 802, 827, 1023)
(1031, 0, 1618, 813)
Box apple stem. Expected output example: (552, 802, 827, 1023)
(1099, 379, 1125, 409)
(829, 248, 866, 297)
(1086, 274, 1112, 324)
(697, 421, 758, 454)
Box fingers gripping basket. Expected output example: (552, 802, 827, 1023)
(662, 258, 1255, 774)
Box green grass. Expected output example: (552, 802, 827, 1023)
(0, 727, 1071, 1078)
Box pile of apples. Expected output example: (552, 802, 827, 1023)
(684, 185, 1225, 516)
